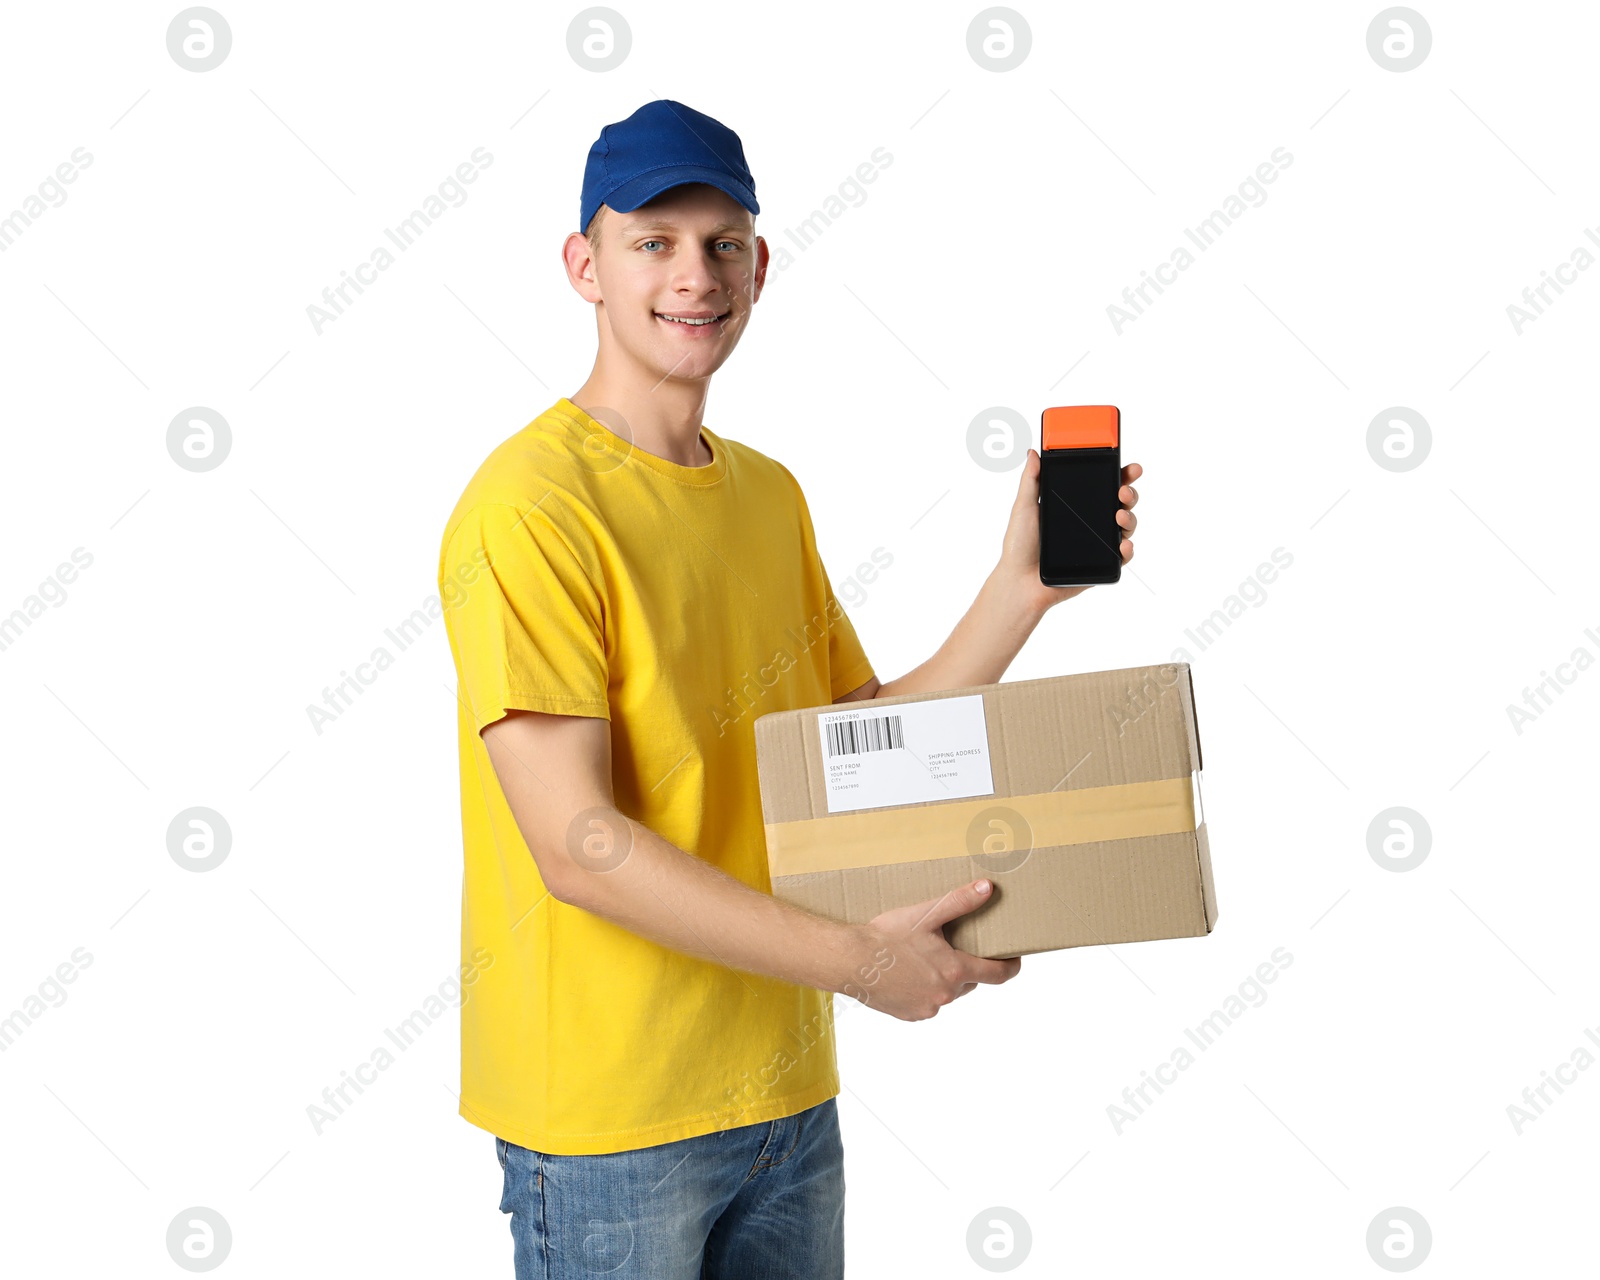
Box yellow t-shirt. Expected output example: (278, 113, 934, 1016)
(437, 397, 876, 1156)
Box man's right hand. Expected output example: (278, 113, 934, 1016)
(845, 879, 1023, 1021)
(482, 710, 1025, 1012)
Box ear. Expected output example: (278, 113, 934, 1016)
(563, 230, 603, 305)
(752, 235, 770, 304)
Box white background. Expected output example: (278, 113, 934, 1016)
(2, 1, 1596, 1275)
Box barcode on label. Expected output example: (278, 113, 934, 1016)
(825, 714, 905, 758)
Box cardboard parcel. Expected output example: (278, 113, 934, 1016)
(753, 664, 1217, 960)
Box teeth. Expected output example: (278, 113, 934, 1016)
(660, 314, 719, 326)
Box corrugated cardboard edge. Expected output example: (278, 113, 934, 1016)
(1178, 664, 1203, 774)
(1195, 822, 1217, 933)
(1178, 667, 1217, 934)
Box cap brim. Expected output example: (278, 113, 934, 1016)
(601, 165, 760, 220)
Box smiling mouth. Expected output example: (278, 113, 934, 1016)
(656, 312, 729, 327)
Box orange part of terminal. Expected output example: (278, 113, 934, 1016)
(1042, 405, 1119, 450)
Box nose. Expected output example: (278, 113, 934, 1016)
(671, 244, 727, 299)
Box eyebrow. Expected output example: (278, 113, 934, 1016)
(619, 220, 750, 236)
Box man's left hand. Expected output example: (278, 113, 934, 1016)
(995, 449, 1142, 614)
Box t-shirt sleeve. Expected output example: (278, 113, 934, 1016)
(778, 463, 876, 702)
(820, 556, 876, 701)
(440, 500, 610, 732)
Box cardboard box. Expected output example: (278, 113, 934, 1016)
(753, 664, 1217, 959)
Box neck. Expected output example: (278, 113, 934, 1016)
(570, 346, 713, 468)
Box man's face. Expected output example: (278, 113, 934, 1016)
(580, 184, 766, 385)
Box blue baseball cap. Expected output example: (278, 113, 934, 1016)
(579, 99, 760, 234)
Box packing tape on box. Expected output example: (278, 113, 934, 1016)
(765, 776, 1195, 879)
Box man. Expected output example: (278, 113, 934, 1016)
(437, 99, 1141, 1279)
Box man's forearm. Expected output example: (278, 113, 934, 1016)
(877, 565, 1049, 699)
(553, 816, 874, 996)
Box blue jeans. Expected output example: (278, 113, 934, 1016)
(495, 1096, 845, 1279)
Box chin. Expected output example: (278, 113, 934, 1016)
(653, 354, 730, 383)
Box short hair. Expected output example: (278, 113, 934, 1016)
(584, 205, 606, 254)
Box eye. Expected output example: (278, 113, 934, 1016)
(716, 240, 740, 252)
(640, 239, 665, 252)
